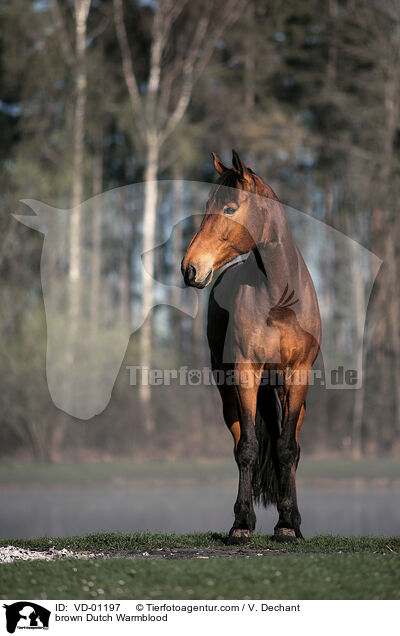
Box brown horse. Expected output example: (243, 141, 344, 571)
(181, 150, 321, 543)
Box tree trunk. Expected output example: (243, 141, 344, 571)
(351, 255, 364, 459)
(385, 234, 400, 435)
(244, 0, 255, 111)
(139, 136, 159, 433)
(69, 0, 91, 317)
(121, 201, 131, 327)
(91, 128, 103, 330)
(64, 0, 91, 415)
(172, 167, 184, 345)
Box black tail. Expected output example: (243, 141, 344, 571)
(252, 385, 281, 507)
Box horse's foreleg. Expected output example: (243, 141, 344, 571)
(275, 383, 307, 541)
(214, 379, 241, 453)
(228, 369, 260, 544)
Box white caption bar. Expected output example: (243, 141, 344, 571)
(2, 600, 397, 636)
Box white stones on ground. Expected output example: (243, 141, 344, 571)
(0, 545, 104, 563)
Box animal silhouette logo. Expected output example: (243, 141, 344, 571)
(13, 181, 382, 419)
(3, 602, 50, 633)
(14, 185, 198, 419)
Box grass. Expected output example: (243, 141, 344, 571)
(0, 460, 236, 485)
(1, 531, 400, 553)
(0, 457, 399, 486)
(298, 457, 400, 480)
(1, 533, 398, 600)
(0, 553, 398, 600)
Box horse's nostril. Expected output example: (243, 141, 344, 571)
(184, 264, 196, 285)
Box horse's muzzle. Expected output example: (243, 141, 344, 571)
(183, 263, 196, 286)
(181, 262, 212, 288)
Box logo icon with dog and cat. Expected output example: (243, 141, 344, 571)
(3, 602, 51, 633)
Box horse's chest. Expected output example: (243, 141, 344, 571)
(230, 302, 281, 364)
(209, 277, 281, 365)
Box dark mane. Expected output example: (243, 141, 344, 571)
(211, 168, 279, 205)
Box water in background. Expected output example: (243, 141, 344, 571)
(1, 480, 399, 539)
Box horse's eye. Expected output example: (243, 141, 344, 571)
(223, 206, 237, 215)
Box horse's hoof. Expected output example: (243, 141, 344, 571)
(227, 529, 251, 545)
(273, 528, 297, 542)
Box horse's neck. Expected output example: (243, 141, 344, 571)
(255, 205, 300, 304)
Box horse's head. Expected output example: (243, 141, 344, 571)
(181, 150, 277, 288)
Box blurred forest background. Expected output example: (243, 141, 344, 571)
(0, 0, 399, 463)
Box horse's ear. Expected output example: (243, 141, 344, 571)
(13, 199, 63, 235)
(211, 152, 229, 175)
(232, 149, 251, 182)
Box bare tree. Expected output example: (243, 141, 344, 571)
(113, 0, 246, 432)
(50, 0, 92, 316)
